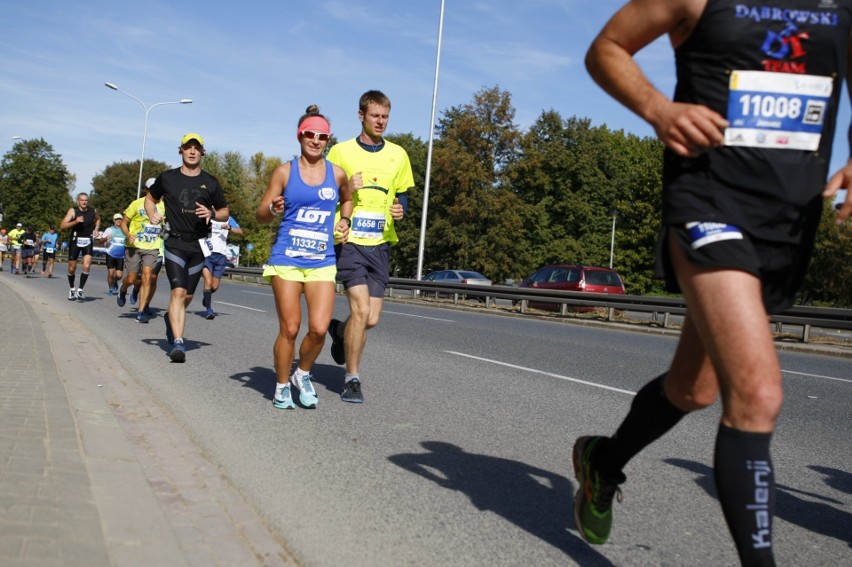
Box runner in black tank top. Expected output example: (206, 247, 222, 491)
(59, 192, 101, 301)
(575, 2, 852, 565)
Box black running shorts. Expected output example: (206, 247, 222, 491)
(657, 219, 819, 315)
(336, 243, 391, 298)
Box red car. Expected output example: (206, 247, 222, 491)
(518, 264, 625, 311)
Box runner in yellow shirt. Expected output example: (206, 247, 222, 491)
(325, 90, 414, 403)
(118, 178, 166, 323)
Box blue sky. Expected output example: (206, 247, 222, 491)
(1, 0, 849, 201)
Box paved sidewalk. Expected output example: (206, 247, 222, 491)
(0, 278, 297, 566)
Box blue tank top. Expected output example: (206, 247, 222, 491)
(268, 159, 339, 268)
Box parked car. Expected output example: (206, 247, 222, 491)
(423, 269, 493, 300)
(517, 264, 625, 311)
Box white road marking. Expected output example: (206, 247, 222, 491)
(446, 351, 636, 395)
(385, 311, 455, 322)
(782, 370, 852, 384)
(214, 301, 265, 312)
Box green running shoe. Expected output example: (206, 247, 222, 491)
(572, 436, 624, 544)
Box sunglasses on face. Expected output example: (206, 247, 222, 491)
(301, 131, 330, 142)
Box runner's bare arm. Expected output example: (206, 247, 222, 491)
(586, 0, 727, 157)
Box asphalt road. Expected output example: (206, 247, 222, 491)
(12, 267, 852, 566)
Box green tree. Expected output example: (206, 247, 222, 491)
(507, 112, 664, 293)
(424, 86, 526, 283)
(0, 138, 73, 231)
(90, 159, 171, 219)
(203, 150, 284, 266)
(386, 132, 427, 278)
(801, 200, 852, 307)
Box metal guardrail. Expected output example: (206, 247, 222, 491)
(222, 267, 852, 343)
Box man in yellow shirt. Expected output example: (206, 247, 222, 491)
(8, 222, 25, 275)
(119, 178, 166, 324)
(325, 90, 414, 403)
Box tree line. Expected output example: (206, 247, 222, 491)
(1, 86, 850, 306)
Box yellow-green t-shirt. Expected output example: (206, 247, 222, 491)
(8, 228, 24, 246)
(326, 138, 414, 246)
(123, 196, 165, 251)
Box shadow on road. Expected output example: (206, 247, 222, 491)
(665, 458, 852, 547)
(229, 363, 344, 402)
(389, 440, 615, 565)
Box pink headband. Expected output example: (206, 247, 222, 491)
(297, 116, 331, 140)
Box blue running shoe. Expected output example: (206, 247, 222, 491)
(205, 308, 216, 320)
(292, 374, 318, 408)
(136, 312, 149, 324)
(169, 340, 186, 363)
(273, 384, 296, 410)
(117, 289, 126, 307)
(129, 286, 139, 305)
(164, 312, 174, 344)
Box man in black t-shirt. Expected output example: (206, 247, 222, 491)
(145, 132, 229, 362)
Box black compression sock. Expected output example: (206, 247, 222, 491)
(79, 271, 89, 289)
(595, 374, 687, 479)
(68, 274, 75, 288)
(715, 424, 776, 567)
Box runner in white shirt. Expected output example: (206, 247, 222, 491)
(200, 216, 243, 319)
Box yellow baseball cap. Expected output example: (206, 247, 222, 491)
(180, 132, 205, 147)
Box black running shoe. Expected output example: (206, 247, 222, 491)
(340, 378, 363, 404)
(328, 318, 346, 365)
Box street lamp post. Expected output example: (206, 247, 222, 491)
(105, 83, 192, 198)
(415, 0, 445, 282)
(608, 208, 620, 269)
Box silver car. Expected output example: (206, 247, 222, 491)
(423, 270, 493, 301)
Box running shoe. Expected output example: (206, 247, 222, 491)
(340, 378, 364, 404)
(164, 312, 174, 344)
(292, 374, 318, 408)
(572, 436, 625, 545)
(112, 283, 119, 295)
(273, 384, 296, 410)
(130, 286, 139, 305)
(116, 289, 126, 307)
(136, 312, 149, 324)
(169, 340, 186, 363)
(328, 319, 346, 365)
(68, 288, 76, 301)
(75, 289, 85, 301)
(205, 309, 216, 320)
(107, 288, 114, 296)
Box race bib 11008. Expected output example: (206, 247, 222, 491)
(724, 70, 832, 151)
